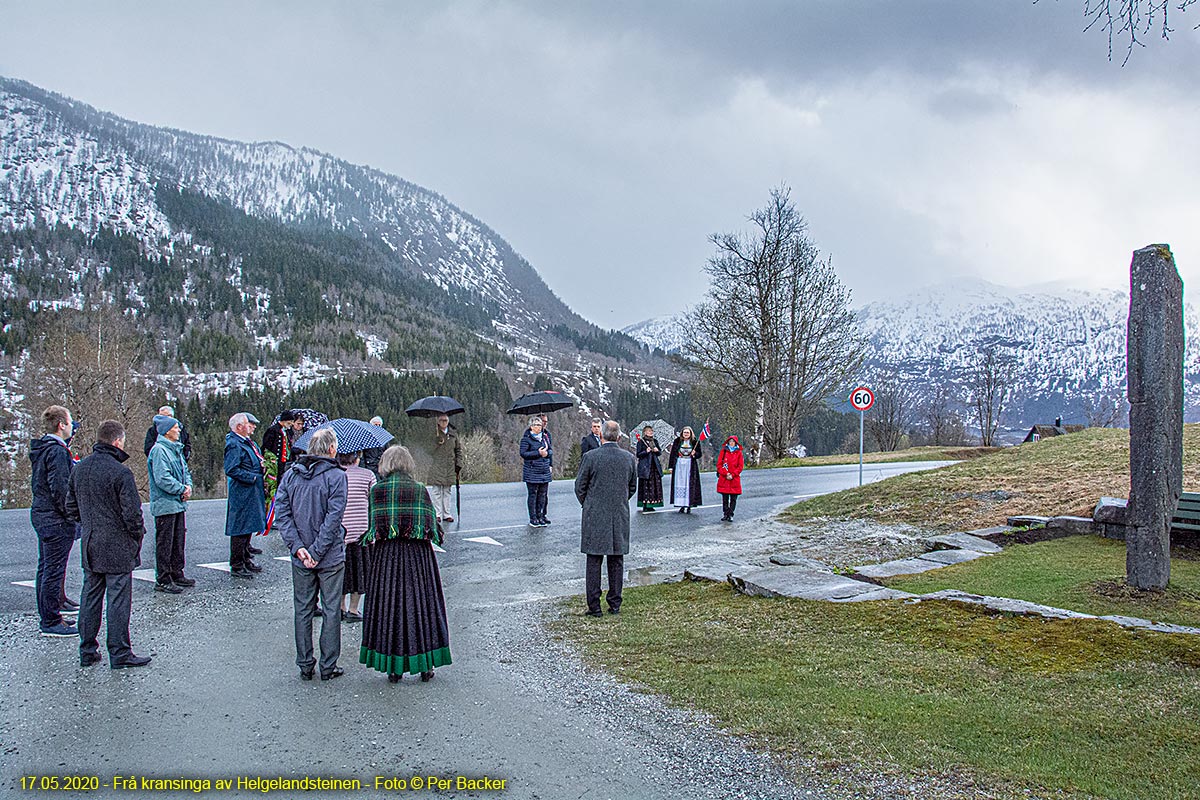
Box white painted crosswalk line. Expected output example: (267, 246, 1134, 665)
(464, 536, 503, 547)
(12, 579, 35, 588)
(131, 569, 156, 583)
(274, 556, 291, 561)
(432, 543, 446, 553)
(197, 562, 232, 573)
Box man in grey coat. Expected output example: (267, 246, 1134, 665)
(574, 420, 637, 617)
(273, 427, 348, 681)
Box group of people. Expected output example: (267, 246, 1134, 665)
(28, 402, 452, 684)
(522, 418, 746, 527)
(29, 396, 746, 674)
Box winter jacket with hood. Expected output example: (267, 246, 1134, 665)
(65, 442, 146, 574)
(148, 435, 193, 517)
(716, 436, 744, 495)
(29, 435, 76, 531)
(273, 454, 348, 570)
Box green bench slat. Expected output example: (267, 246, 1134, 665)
(1171, 521, 1200, 532)
(1173, 509, 1200, 521)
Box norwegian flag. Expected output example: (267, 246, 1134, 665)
(698, 421, 712, 442)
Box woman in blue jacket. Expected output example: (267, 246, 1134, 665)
(519, 415, 553, 527)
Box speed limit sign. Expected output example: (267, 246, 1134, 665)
(850, 386, 875, 411)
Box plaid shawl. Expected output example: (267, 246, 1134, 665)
(361, 472, 442, 546)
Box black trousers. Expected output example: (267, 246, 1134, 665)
(721, 493, 739, 517)
(292, 562, 345, 673)
(526, 482, 549, 522)
(154, 512, 187, 584)
(229, 534, 251, 569)
(35, 522, 76, 628)
(585, 554, 624, 614)
(78, 570, 133, 662)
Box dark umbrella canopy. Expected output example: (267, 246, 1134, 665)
(405, 396, 466, 418)
(506, 391, 575, 415)
(293, 418, 394, 454)
(290, 408, 329, 431)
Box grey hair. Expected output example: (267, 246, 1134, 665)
(378, 444, 417, 478)
(308, 427, 338, 456)
(601, 420, 621, 442)
(528, 415, 543, 427)
(369, 415, 384, 426)
(228, 412, 247, 432)
(591, 418, 602, 426)
(159, 405, 174, 416)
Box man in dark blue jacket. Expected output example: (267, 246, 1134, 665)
(29, 405, 80, 637)
(66, 420, 150, 669)
(273, 427, 347, 681)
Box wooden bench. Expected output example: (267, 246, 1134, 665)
(1171, 492, 1200, 544)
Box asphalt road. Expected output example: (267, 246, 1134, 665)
(0, 461, 952, 799)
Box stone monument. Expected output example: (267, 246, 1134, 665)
(1126, 244, 1183, 590)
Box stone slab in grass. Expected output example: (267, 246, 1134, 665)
(916, 548, 989, 566)
(964, 525, 1017, 538)
(1046, 516, 1100, 535)
(918, 589, 1097, 620)
(854, 558, 945, 579)
(728, 567, 876, 600)
(1098, 615, 1200, 635)
(768, 551, 833, 571)
(828, 587, 917, 603)
(684, 560, 752, 583)
(928, 532, 1003, 554)
(1007, 514, 1051, 527)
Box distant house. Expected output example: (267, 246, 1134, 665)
(1023, 417, 1086, 444)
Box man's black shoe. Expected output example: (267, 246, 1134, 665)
(300, 668, 314, 681)
(321, 666, 345, 680)
(608, 608, 620, 615)
(111, 654, 151, 669)
(80, 653, 102, 667)
(244, 560, 264, 573)
(155, 581, 182, 594)
(61, 598, 80, 611)
(542, 518, 552, 525)
(585, 610, 603, 618)
(231, 567, 254, 579)
(248, 545, 263, 555)
(174, 575, 196, 587)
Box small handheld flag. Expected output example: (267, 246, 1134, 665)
(699, 421, 712, 442)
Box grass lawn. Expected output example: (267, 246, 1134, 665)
(885, 535, 1200, 628)
(782, 425, 1200, 532)
(761, 445, 998, 469)
(553, 581, 1200, 800)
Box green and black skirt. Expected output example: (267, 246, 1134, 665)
(360, 537, 452, 676)
(638, 476, 663, 509)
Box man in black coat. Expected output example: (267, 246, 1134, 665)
(574, 420, 638, 617)
(29, 405, 81, 637)
(66, 420, 151, 669)
(580, 418, 603, 456)
(143, 404, 191, 462)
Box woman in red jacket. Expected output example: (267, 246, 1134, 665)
(716, 435, 744, 522)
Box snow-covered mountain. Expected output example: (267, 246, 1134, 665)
(623, 278, 1200, 430)
(0, 76, 671, 399)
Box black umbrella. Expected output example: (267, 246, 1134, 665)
(405, 396, 466, 418)
(506, 391, 575, 415)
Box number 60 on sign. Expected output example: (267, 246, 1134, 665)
(850, 386, 874, 411)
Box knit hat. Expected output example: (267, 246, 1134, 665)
(154, 415, 180, 436)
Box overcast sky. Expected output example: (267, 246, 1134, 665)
(2, 1, 1198, 328)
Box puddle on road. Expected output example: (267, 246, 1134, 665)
(624, 565, 677, 587)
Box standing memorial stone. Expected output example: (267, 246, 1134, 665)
(1126, 244, 1183, 590)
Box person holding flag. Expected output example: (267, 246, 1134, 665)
(667, 426, 704, 514)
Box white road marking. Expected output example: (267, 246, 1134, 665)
(197, 562, 232, 573)
(131, 569, 156, 583)
(274, 556, 291, 561)
(11, 580, 35, 588)
(432, 544, 446, 553)
(464, 536, 503, 547)
(792, 493, 820, 499)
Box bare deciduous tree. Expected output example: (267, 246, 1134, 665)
(1045, 0, 1199, 64)
(683, 187, 865, 464)
(921, 384, 968, 446)
(865, 371, 915, 452)
(967, 344, 1016, 447)
(1081, 391, 1128, 428)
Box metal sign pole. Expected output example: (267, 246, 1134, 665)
(859, 409, 864, 487)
